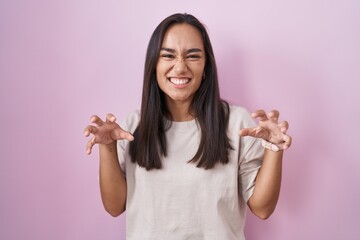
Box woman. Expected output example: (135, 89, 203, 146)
(84, 13, 292, 240)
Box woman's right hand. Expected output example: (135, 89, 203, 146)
(84, 114, 134, 155)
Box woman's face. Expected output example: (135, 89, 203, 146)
(156, 23, 206, 108)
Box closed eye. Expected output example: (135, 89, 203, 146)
(186, 54, 201, 60)
(161, 54, 175, 59)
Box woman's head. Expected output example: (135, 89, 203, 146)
(156, 23, 205, 114)
(143, 13, 220, 117)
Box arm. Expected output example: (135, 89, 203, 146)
(84, 114, 134, 217)
(247, 149, 283, 219)
(239, 110, 292, 219)
(99, 142, 127, 217)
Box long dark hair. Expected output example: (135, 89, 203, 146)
(129, 13, 232, 170)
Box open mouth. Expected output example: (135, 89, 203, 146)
(168, 77, 191, 86)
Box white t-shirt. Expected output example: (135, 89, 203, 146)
(117, 105, 264, 240)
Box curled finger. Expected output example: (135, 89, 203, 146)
(90, 115, 104, 127)
(84, 125, 98, 137)
(86, 137, 96, 154)
(282, 134, 292, 150)
(252, 110, 268, 121)
(106, 113, 117, 123)
(279, 121, 289, 133)
(268, 110, 279, 122)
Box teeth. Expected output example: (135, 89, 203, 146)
(170, 78, 190, 85)
(169, 78, 190, 85)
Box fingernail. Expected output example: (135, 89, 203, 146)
(110, 116, 115, 122)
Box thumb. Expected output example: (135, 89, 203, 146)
(112, 128, 134, 141)
(239, 128, 254, 137)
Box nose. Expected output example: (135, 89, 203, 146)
(173, 58, 187, 74)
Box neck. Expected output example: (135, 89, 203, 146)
(166, 99, 195, 122)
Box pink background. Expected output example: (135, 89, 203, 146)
(1, 0, 359, 239)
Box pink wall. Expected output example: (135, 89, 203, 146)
(1, 0, 359, 239)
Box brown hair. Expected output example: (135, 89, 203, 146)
(129, 13, 232, 170)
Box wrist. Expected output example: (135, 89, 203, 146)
(262, 139, 284, 152)
(99, 141, 117, 154)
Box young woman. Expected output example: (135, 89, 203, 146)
(84, 13, 292, 240)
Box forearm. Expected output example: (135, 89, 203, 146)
(248, 149, 283, 219)
(99, 142, 127, 217)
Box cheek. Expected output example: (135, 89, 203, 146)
(155, 69, 163, 86)
(156, 63, 169, 79)
(155, 68, 166, 91)
(191, 62, 205, 75)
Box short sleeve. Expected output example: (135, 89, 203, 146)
(238, 137, 263, 203)
(116, 110, 141, 176)
(232, 107, 264, 203)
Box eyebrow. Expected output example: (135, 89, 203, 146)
(160, 48, 203, 54)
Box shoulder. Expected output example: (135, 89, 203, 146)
(228, 104, 250, 116)
(228, 104, 257, 128)
(121, 110, 140, 133)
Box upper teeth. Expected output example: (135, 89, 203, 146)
(170, 78, 190, 85)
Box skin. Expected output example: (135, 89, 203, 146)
(84, 23, 292, 219)
(156, 23, 205, 121)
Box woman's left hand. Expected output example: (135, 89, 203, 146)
(239, 110, 292, 150)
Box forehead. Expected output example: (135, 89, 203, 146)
(161, 23, 204, 49)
